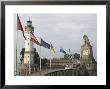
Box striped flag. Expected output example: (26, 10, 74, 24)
(17, 14, 26, 39)
(31, 32, 41, 45)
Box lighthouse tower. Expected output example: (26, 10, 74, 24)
(23, 20, 34, 65)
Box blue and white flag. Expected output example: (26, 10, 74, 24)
(60, 48, 66, 54)
(40, 38, 50, 49)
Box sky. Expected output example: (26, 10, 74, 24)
(14, 14, 97, 62)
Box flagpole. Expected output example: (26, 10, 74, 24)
(40, 45, 41, 72)
(50, 51, 54, 72)
(69, 49, 70, 69)
(50, 57, 51, 72)
(15, 15, 18, 75)
(50, 42, 52, 71)
(29, 60, 31, 75)
(50, 42, 55, 72)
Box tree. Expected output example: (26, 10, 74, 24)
(41, 58, 48, 67)
(33, 50, 48, 69)
(33, 48, 40, 65)
(64, 54, 70, 60)
(74, 53, 80, 60)
(64, 53, 74, 60)
(20, 48, 25, 64)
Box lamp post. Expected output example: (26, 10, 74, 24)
(69, 49, 71, 69)
(28, 61, 31, 75)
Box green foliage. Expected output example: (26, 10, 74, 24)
(64, 54, 70, 60)
(20, 48, 25, 56)
(20, 57, 23, 64)
(20, 48, 25, 64)
(33, 49, 48, 68)
(41, 58, 48, 66)
(63, 53, 80, 60)
(33, 48, 40, 65)
(74, 53, 80, 60)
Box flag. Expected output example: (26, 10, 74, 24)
(50, 42, 55, 53)
(60, 48, 66, 54)
(17, 14, 26, 39)
(40, 38, 50, 49)
(31, 32, 40, 45)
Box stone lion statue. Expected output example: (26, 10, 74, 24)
(83, 35, 90, 45)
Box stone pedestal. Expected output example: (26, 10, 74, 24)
(18, 64, 35, 76)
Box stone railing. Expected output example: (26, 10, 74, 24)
(45, 69, 96, 76)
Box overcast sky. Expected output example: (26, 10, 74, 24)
(14, 14, 97, 62)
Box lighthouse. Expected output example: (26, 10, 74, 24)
(23, 19, 34, 74)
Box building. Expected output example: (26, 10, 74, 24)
(23, 20, 34, 65)
(80, 35, 97, 74)
(80, 35, 93, 64)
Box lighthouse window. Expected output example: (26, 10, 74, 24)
(28, 43, 29, 45)
(28, 56, 29, 58)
